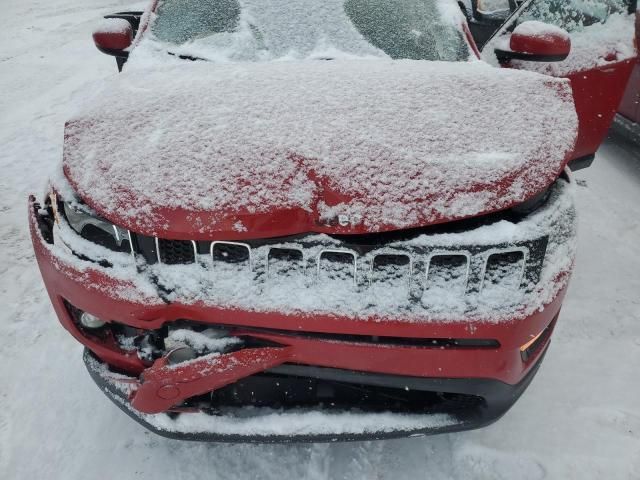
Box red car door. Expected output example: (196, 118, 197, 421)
(481, 0, 638, 162)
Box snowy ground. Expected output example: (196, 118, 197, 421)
(1, 1, 639, 478)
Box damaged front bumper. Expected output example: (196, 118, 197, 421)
(29, 177, 576, 442)
(84, 346, 549, 442)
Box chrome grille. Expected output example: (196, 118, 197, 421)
(143, 236, 548, 296)
(425, 252, 470, 293)
(267, 247, 305, 277)
(211, 241, 252, 269)
(317, 249, 358, 286)
(481, 248, 527, 292)
(371, 253, 412, 287)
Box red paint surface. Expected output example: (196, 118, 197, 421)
(93, 24, 132, 51)
(507, 11, 638, 155)
(567, 59, 636, 158)
(510, 29, 571, 57)
(132, 347, 294, 413)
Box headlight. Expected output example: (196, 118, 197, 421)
(63, 201, 132, 253)
(509, 186, 552, 217)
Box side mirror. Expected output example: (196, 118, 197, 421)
(93, 18, 133, 56)
(495, 21, 571, 63)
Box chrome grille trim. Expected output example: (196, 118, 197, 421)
(479, 247, 528, 292)
(127, 230, 135, 259)
(154, 238, 198, 265)
(147, 235, 547, 296)
(369, 252, 413, 286)
(210, 241, 253, 271)
(425, 251, 471, 291)
(266, 246, 305, 277)
(317, 249, 358, 286)
(154, 237, 162, 264)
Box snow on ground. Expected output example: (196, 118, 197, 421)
(0, 1, 639, 478)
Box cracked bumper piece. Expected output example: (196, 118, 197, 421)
(84, 347, 548, 442)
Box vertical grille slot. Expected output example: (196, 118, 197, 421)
(482, 250, 526, 292)
(157, 239, 196, 265)
(371, 254, 412, 286)
(317, 250, 357, 285)
(426, 254, 470, 292)
(267, 248, 305, 278)
(211, 241, 252, 272)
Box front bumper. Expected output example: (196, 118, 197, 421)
(29, 177, 575, 441)
(84, 345, 549, 442)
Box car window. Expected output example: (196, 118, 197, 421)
(153, 0, 241, 44)
(149, 0, 470, 62)
(516, 0, 631, 32)
(345, 0, 469, 61)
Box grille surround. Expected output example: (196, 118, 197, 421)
(156, 238, 197, 265)
(140, 234, 548, 297)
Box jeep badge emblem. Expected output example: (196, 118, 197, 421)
(337, 214, 363, 227)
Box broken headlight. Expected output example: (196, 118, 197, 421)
(62, 201, 132, 253)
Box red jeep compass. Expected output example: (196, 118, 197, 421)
(29, 0, 637, 441)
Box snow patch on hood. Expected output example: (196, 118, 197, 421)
(62, 59, 577, 237)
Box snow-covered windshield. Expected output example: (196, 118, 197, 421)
(150, 0, 471, 61)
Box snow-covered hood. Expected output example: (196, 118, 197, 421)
(62, 60, 578, 239)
